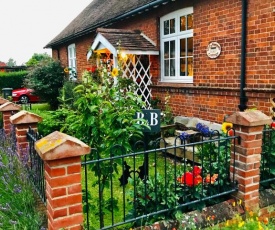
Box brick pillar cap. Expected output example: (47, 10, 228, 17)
(226, 110, 272, 126)
(35, 131, 91, 161)
(0, 97, 9, 105)
(10, 110, 43, 124)
(0, 102, 21, 112)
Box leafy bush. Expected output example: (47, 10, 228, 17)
(24, 59, 65, 109)
(127, 170, 182, 226)
(25, 53, 51, 67)
(0, 131, 44, 229)
(31, 81, 80, 136)
(35, 109, 72, 136)
(0, 71, 28, 89)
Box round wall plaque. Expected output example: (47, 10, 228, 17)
(206, 42, 221, 59)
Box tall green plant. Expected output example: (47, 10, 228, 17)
(67, 61, 147, 227)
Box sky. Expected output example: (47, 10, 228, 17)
(0, 0, 92, 65)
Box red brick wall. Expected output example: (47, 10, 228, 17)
(246, 0, 275, 89)
(151, 0, 274, 123)
(51, 0, 275, 123)
(52, 34, 94, 77)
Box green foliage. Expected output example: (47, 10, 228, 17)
(35, 109, 72, 136)
(127, 171, 182, 226)
(0, 133, 44, 229)
(24, 59, 65, 109)
(66, 61, 147, 227)
(195, 134, 233, 204)
(6, 58, 16, 67)
(161, 93, 174, 125)
(68, 68, 147, 154)
(26, 53, 51, 67)
(33, 80, 81, 136)
(0, 71, 27, 89)
(260, 126, 275, 188)
(58, 80, 80, 110)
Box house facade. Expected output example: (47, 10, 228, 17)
(45, 0, 275, 123)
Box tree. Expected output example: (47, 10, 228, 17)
(6, 58, 16, 67)
(25, 53, 51, 67)
(24, 59, 65, 109)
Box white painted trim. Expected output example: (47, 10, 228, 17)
(160, 7, 194, 83)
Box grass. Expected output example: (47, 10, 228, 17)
(0, 130, 45, 229)
(22, 102, 51, 111)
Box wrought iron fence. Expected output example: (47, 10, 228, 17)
(82, 132, 239, 229)
(26, 127, 46, 204)
(260, 126, 275, 188)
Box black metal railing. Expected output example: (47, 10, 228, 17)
(82, 132, 239, 229)
(26, 127, 46, 204)
(260, 126, 275, 187)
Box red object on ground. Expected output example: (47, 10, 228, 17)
(12, 88, 40, 104)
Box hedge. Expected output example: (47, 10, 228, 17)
(0, 71, 28, 90)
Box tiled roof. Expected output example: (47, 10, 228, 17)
(94, 28, 158, 53)
(45, 0, 171, 48)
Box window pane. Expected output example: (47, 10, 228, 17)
(180, 58, 186, 76)
(164, 42, 169, 59)
(187, 14, 193, 30)
(187, 57, 193, 76)
(170, 59, 175, 76)
(164, 60, 169, 76)
(180, 16, 186, 31)
(73, 47, 76, 57)
(170, 40, 175, 58)
(180, 38, 186, 57)
(164, 20, 169, 35)
(187, 37, 193, 54)
(170, 19, 175, 33)
(68, 47, 72, 58)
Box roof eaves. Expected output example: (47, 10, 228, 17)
(45, 0, 171, 48)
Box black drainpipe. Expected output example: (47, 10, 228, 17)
(238, 0, 248, 111)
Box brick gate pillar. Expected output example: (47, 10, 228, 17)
(226, 110, 272, 209)
(0, 97, 9, 105)
(10, 110, 42, 157)
(35, 131, 91, 230)
(0, 102, 21, 135)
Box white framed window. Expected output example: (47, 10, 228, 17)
(68, 44, 77, 80)
(160, 8, 193, 83)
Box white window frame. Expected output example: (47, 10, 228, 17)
(68, 43, 77, 80)
(160, 7, 193, 83)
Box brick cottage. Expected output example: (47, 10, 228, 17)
(45, 0, 275, 123)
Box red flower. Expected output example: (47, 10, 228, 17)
(87, 66, 97, 73)
(192, 166, 201, 176)
(177, 171, 202, 187)
(228, 129, 234, 136)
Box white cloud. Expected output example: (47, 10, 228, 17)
(0, 0, 92, 65)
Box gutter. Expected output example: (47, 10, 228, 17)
(45, 0, 170, 48)
(238, 0, 248, 111)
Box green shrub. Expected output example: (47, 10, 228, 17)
(35, 109, 72, 136)
(0, 71, 28, 89)
(24, 59, 65, 110)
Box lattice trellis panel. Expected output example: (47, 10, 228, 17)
(121, 55, 152, 109)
